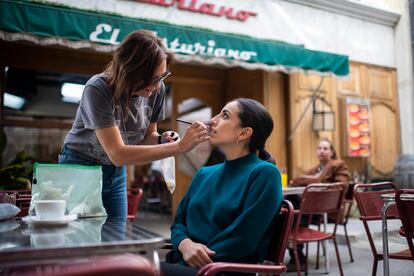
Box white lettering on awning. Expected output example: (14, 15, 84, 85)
(89, 24, 257, 61)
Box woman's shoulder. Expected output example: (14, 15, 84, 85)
(200, 163, 225, 174)
(85, 74, 108, 90)
(252, 160, 280, 176)
(329, 159, 347, 168)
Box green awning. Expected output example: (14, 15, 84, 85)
(0, 0, 349, 76)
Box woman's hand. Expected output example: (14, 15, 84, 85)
(160, 131, 180, 143)
(178, 121, 210, 153)
(178, 238, 215, 268)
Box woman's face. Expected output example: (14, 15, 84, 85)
(317, 140, 333, 164)
(134, 59, 168, 98)
(209, 101, 244, 146)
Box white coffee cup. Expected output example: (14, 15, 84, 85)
(34, 200, 66, 220)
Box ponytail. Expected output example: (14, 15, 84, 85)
(258, 148, 276, 165)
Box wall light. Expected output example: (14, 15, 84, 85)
(4, 92, 25, 109)
(61, 82, 85, 103)
(312, 110, 335, 131)
(312, 96, 335, 131)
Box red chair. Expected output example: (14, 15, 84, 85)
(354, 182, 412, 276)
(4, 253, 158, 276)
(0, 189, 31, 216)
(127, 187, 143, 222)
(395, 189, 414, 262)
(196, 199, 294, 276)
(289, 183, 346, 276)
(316, 191, 355, 268)
(197, 262, 286, 276)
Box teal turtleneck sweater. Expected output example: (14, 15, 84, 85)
(171, 153, 282, 264)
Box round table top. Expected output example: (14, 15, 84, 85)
(381, 193, 414, 201)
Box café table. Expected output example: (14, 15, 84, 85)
(381, 192, 414, 276)
(0, 216, 164, 270)
(282, 186, 305, 196)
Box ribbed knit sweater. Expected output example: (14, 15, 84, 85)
(171, 153, 282, 264)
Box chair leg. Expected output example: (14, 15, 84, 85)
(316, 223, 321, 269)
(316, 241, 320, 269)
(372, 259, 378, 276)
(332, 237, 344, 276)
(305, 242, 309, 275)
(293, 243, 302, 276)
(343, 224, 354, 262)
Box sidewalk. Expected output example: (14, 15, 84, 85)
(136, 212, 414, 275)
(327, 218, 409, 253)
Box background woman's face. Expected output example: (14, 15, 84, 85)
(209, 101, 243, 146)
(317, 140, 333, 163)
(134, 59, 167, 98)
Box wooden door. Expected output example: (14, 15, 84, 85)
(335, 62, 401, 179)
(366, 66, 400, 178)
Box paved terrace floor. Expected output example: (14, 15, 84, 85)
(135, 211, 414, 275)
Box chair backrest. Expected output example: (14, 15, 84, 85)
(300, 183, 345, 215)
(127, 187, 143, 222)
(353, 182, 398, 220)
(395, 189, 414, 261)
(266, 199, 294, 265)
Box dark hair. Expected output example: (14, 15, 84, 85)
(320, 138, 337, 160)
(236, 98, 274, 156)
(104, 30, 170, 104)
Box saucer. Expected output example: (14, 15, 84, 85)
(23, 214, 77, 227)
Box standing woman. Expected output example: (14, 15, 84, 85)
(59, 30, 209, 219)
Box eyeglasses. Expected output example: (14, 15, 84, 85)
(150, 70, 171, 86)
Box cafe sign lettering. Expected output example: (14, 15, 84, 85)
(89, 23, 258, 61)
(136, 0, 257, 22)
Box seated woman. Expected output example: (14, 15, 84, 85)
(162, 98, 283, 276)
(290, 138, 349, 189)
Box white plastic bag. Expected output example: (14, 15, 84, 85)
(159, 157, 176, 194)
(0, 203, 20, 221)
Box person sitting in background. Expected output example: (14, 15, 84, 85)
(290, 138, 349, 189)
(162, 98, 283, 276)
(287, 138, 349, 270)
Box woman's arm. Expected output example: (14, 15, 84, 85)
(139, 122, 160, 145)
(170, 170, 215, 268)
(95, 122, 208, 166)
(290, 175, 319, 186)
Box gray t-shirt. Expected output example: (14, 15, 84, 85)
(63, 74, 166, 165)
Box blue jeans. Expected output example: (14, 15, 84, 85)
(59, 145, 127, 220)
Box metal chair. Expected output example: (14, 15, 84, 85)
(315, 190, 355, 268)
(288, 183, 346, 276)
(395, 189, 414, 262)
(196, 199, 294, 276)
(197, 262, 286, 276)
(4, 253, 158, 276)
(353, 182, 412, 276)
(127, 187, 143, 222)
